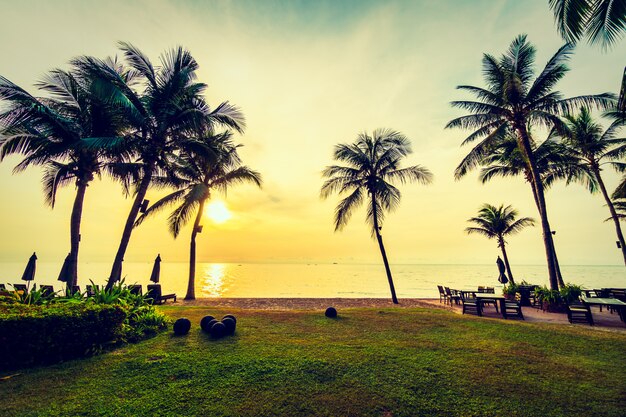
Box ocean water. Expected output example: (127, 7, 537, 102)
(1, 262, 624, 298)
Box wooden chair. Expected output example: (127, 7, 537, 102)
(566, 302, 593, 326)
(460, 291, 481, 316)
(477, 286, 486, 293)
(444, 287, 460, 305)
(0, 284, 5, 290)
(13, 284, 28, 294)
(503, 300, 524, 320)
(86, 285, 98, 297)
(437, 285, 447, 304)
(39, 285, 55, 298)
(128, 285, 143, 296)
(147, 284, 176, 305)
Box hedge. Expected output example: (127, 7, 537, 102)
(0, 303, 126, 370)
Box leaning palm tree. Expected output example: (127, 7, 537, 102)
(74, 43, 245, 289)
(446, 34, 614, 290)
(135, 133, 261, 300)
(466, 204, 535, 284)
(0, 64, 130, 288)
(555, 107, 626, 264)
(321, 129, 433, 304)
(549, 0, 626, 48)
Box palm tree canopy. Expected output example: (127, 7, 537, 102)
(135, 132, 261, 237)
(321, 129, 433, 235)
(477, 132, 598, 193)
(465, 204, 536, 244)
(0, 66, 131, 206)
(447, 34, 615, 177)
(549, 0, 626, 48)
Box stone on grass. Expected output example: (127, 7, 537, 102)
(223, 314, 237, 324)
(210, 321, 227, 338)
(325, 307, 337, 318)
(222, 317, 236, 334)
(200, 315, 216, 332)
(173, 318, 191, 335)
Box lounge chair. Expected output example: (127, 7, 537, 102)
(460, 291, 481, 316)
(13, 284, 28, 294)
(566, 301, 593, 326)
(437, 285, 447, 304)
(128, 285, 143, 296)
(86, 285, 98, 297)
(39, 285, 55, 298)
(503, 300, 524, 320)
(147, 284, 176, 305)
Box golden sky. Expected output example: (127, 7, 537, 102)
(0, 0, 625, 267)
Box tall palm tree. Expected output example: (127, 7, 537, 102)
(135, 133, 261, 300)
(446, 34, 614, 290)
(473, 134, 591, 286)
(465, 204, 535, 284)
(549, 0, 626, 48)
(320, 129, 433, 304)
(555, 107, 626, 264)
(0, 64, 129, 288)
(74, 43, 245, 289)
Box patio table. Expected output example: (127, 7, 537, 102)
(582, 297, 626, 324)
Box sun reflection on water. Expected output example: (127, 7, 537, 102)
(201, 263, 226, 297)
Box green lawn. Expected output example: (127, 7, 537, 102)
(1, 306, 625, 417)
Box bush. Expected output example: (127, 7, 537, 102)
(560, 283, 583, 304)
(502, 283, 518, 296)
(0, 303, 126, 370)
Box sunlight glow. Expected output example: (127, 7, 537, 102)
(202, 263, 226, 297)
(204, 201, 232, 224)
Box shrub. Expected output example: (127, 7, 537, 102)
(0, 303, 126, 370)
(534, 286, 562, 305)
(560, 283, 584, 304)
(502, 283, 518, 296)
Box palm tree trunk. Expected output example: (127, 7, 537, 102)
(106, 168, 153, 289)
(69, 180, 88, 289)
(498, 237, 515, 285)
(515, 124, 559, 290)
(372, 196, 399, 304)
(528, 179, 565, 287)
(186, 199, 206, 300)
(594, 166, 626, 265)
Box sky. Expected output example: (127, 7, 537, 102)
(0, 0, 625, 269)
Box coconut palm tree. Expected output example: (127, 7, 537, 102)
(0, 64, 130, 288)
(555, 107, 626, 264)
(465, 134, 586, 286)
(320, 129, 433, 304)
(549, 0, 626, 48)
(73, 43, 245, 289)
(135, 133, 261, 300)
(465, 204, 535, 284)
(446, 34, 614, 290)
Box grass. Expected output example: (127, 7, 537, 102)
(1, 306, 625, 416)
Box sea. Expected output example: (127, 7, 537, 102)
(1, 262, 624, 298)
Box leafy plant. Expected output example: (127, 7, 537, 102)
(534, 286, 562, 305)
(502, 283, 518, 296)
(560, 283, 584, 304)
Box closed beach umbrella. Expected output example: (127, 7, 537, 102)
(58, 254, 72, 283)
(496, 256, 508, 284)
(21, 252, 37, 291)
(149, 254, 161, 283)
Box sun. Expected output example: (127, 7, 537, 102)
(204, 200, 232, 224)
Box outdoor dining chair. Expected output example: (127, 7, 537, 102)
(444, 287, 460, 305)
(566, 301, 594, 326)
(437, 285, 448, 304)
(460, 291, 481, 316)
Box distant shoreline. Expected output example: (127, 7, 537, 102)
(176, 297, 445, 310)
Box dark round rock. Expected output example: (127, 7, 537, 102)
(222, 314, 236, 324)
(173, 318, 191, 335)
(209, 321, 227, 338)
(325, 307, 337, 318)
(200, 315, 216, 332)
(222, 317, 236, 334)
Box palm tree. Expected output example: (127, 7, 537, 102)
(135, 133, 261, 300)
(446, 34, 614, 290)
(555, 107, 626, 264)
(0, 65, 129, 288)
(465, 204, 535, 284)
(74, 43, 245, 289)
(549, 0, 626, 48)
(320, 129, 433, 304)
